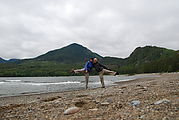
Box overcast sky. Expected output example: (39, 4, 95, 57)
(0, 0, 179, 59)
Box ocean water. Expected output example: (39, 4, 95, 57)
(0, 74, 158, 97)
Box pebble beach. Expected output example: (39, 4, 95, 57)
(0, 73, 179, 120)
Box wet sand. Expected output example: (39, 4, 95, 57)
(0, 73, 179, 120)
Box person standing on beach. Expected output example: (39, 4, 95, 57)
(93, 58, 119, 88)
(71, 58, 94, 89)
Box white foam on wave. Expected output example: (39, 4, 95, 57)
(5, 80, 21, 82)
(21, 81, 81, 86)
(119, 78, 134, 82)
(0, 82, 5, 84)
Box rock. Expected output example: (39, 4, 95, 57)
(139, 115, 145, 119)
(94, 118, 104, 120)
(100, 102, 110, 106)
(93, 99, 100, 104)
(136, 84, 142, 87)
(76, 94, 88, 98)
(72, 98, 87, 107)
(143, 87, 147, 89)
(154, 99, 171, 105)
(162, 117, 169, 120)
(89, 108, 98, 111)
(136, 85, 148, 91)
(64, 107, 80, 115)
(105, 98, 113, 103)
(131, 100, 140, 106)
(37, 97, 40, 99)
(121, 86, 127, 89)
(41, 96, 60, 102)
(74, 101, 87, 107)
(114, 103, 123, 109)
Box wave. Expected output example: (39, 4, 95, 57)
(119, 78, 134, 82)
(21, 81, 81, 86)
(5, 79, 21, 82)
(0, 82, 5, 84)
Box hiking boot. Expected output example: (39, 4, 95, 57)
(114, 72, 119, 76)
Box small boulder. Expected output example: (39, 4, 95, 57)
(64, 107, 80, 115)
(100, 102, 110, 106)
(131, 100, 140, 106)
(154, 99, 170, 105)
(139, 115, 145, 119)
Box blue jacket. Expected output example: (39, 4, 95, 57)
(84, 61, 94, 72)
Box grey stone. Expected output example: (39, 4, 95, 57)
(131, 100, 140, 106)
(101, 102, 110, 106)
(139, 115, 145, 119)
(154, 99, 170, 105)
(64, 107, 80, 115)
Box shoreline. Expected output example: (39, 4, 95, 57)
(0, 73, 178, 120)
(0, 72, 178, 77)
(0, 73, 160, 99)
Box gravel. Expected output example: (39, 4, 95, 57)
(0, 73, 179, 120)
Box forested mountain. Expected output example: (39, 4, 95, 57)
(115, 46, 179, 74)
(34, 43, 102, 63)
(0, 43, 178, 76)
(126, 46, 177, 65)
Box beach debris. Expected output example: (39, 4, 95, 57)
(64, 107, 80, 115)
(154, 99, 171, 105)
(100, 102, 110, 106)
(131, 100, 140, 106)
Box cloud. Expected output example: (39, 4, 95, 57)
(0, 0, 179, 59)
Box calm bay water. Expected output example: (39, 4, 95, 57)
(0, 74, 158, 97)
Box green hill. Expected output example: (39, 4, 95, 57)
(0, 44, 178, 76)
(117, 46, 179, 74)
(35, 43, 102, 63)
(126, 46, 177, 65)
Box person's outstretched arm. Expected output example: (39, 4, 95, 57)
(99, 63, 109, 70)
